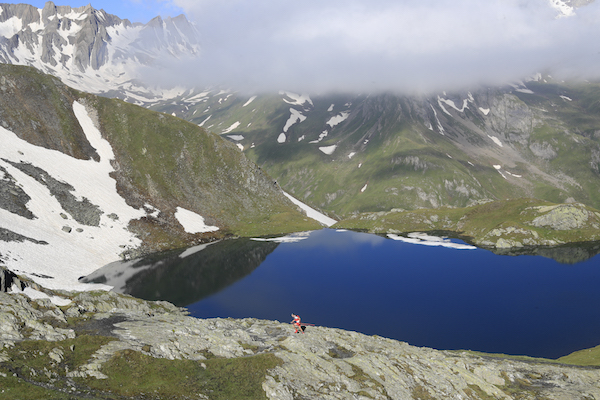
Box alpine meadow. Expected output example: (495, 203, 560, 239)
(1, 1, 600, 399)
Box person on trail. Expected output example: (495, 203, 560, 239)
(291, 313, 304, 334)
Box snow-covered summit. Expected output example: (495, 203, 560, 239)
(0, 2, 200, 103)
(549, 0, 595, 16)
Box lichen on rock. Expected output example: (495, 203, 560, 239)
(530, 204, 589, 230)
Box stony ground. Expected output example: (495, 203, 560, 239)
(1, 290, 600, 399)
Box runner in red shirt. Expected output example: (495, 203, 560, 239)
(291, 313, 304, 334)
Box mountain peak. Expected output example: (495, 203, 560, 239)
(0, 2, 199, 102)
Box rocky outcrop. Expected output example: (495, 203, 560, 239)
(0, 266, 24, 292)
(336, 200, 600, 256)
(529, 203, 593, 230)
(2, 289, 600, 399)
(0, 3, 200, 103)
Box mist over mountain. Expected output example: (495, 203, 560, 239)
(1, 1, 600, 237)
(1, 6, 600, 398)
(143, 0, 600, 94)
(2, 1, 600, 96)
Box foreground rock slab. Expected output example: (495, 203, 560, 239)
(2, 290, 600, 399)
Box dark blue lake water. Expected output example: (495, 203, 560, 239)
(83, 229, 600, 359)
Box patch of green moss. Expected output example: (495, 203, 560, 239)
(5, 335, 116, 375)
(239, 342, 260, 353)
(0, 335, 116, 399)
(463, 384, 497, 400)
(348, 364, 386, 397)
(557, 344, 600, 366)
(0, 372, 90, 400)
(88, 349, 282, 400)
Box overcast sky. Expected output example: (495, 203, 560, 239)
(23, 0, 600, 94)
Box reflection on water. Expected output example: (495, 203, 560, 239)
(489, 241, 600, 264)
(81, 229, 600, 358)
(80, 239, 279, 306)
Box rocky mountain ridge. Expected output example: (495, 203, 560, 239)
(152, 82, 600, 222)
(3, 2, 600, 227)
(0, 1, 199, 103)
(1, 288, 600, 399)
(0, 63, 318, 292)
(336, 199, 600, 259)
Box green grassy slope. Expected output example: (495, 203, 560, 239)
(335, 198, 600, 257)
(150, 83, 600, 219)
(84, 94, 319, 240)
(0, 64, 320, 254)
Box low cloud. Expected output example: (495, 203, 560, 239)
(146, 0, 600, 94)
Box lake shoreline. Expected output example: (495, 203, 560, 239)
(2, 288, 600, 399)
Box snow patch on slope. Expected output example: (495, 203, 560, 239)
(438, 96, 469, 113)
(251, 231, 311, 243)
(319, 145, 337, 155)
(309, 131, 328, 144)
(221, 121, 240, 134)
(0, 101, 146, 291)
(326, 112, 349, 127)
(243, 96, 257, 107)
(281, 91, 313, 106)
(0, 16, 22, 38)
(283, 192, 337, 227)
(430, 104, 445, 135)
(175, 207, 219, 234)
(283, 108, 307, 132)
(388, 233, 476, 250)
(487, 135, 504, 147)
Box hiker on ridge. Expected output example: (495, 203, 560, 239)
(291, 313, 304, 334)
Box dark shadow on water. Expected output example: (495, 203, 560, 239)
(486, 241, 600, 264)
(80, 229, 600, 359)
(79, 238, 279, 306)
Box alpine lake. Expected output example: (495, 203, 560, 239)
(81, 229, 600, 360)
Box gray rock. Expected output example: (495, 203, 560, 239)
(0, 165, 35, 219)
(530, 204, 590, 230)
(3, 288, 600, 399)
(0, 227, 48, 245)
(6, 160, 103, 226)
(530, 141, 558, 160)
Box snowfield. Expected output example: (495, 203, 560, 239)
(281, 92, 313, 106)
(283, 108, 307, 133)
(175, 207, 219, 234)
(0, 101, 214, 293)
(283, 192, 337, 227)
(388, 233, 476, 250)
(326, 112, 349, 127)
(221, 121, 241, 134)
(319, 145, 337, 155)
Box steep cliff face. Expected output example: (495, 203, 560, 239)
(0, 2, 200, 101)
